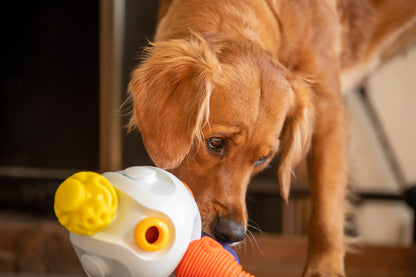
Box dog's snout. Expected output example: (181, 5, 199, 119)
(214, 218, 246, 244)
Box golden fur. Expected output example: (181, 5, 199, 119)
(129, 0, 416, 275)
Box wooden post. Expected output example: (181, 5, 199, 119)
(99, 0, 125, 172)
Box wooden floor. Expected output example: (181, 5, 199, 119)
(0, 218, 415, 276)
(238, 234, 416, 277)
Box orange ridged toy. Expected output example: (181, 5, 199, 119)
(176, 236, 253, 277)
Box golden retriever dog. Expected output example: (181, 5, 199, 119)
(129, 0, 416, 275)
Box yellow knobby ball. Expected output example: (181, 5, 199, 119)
(54, 171, 118, 235)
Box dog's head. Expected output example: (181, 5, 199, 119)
(129, 32, 315, 244)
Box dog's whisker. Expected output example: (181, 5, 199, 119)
(247, 219, 263, 234)
(244, 221, 266, 258)
(241, 230, 254, 258)
(251, 229, 267, 258)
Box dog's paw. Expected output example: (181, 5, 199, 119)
(302, 269, 345, 277)
(302, 255, 345, 277)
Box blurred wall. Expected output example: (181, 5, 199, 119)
(346, 47, 416, 245)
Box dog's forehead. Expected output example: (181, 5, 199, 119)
(209, 60, 293, 124)
(208, 88, 292, 147)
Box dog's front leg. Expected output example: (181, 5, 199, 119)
(303, 91, 348, 277)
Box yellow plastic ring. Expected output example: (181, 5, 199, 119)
(134, 217, 169, 252)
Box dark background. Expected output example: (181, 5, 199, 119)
(1, 1, 100, 170)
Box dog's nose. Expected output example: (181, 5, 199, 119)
(214, 218, 246, 244)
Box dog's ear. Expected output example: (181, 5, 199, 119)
(278, 75, 315, 201)
(129, 33, 219, 169)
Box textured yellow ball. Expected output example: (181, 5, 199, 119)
(54, 171, 118, 235)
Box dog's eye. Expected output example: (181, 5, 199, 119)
(255, 155, 270, 166)
(207, 137, 225, 153)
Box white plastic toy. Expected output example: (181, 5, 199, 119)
(54, 166, 252, 277)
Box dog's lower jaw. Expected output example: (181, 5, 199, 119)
(226, 240, 243, 248)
